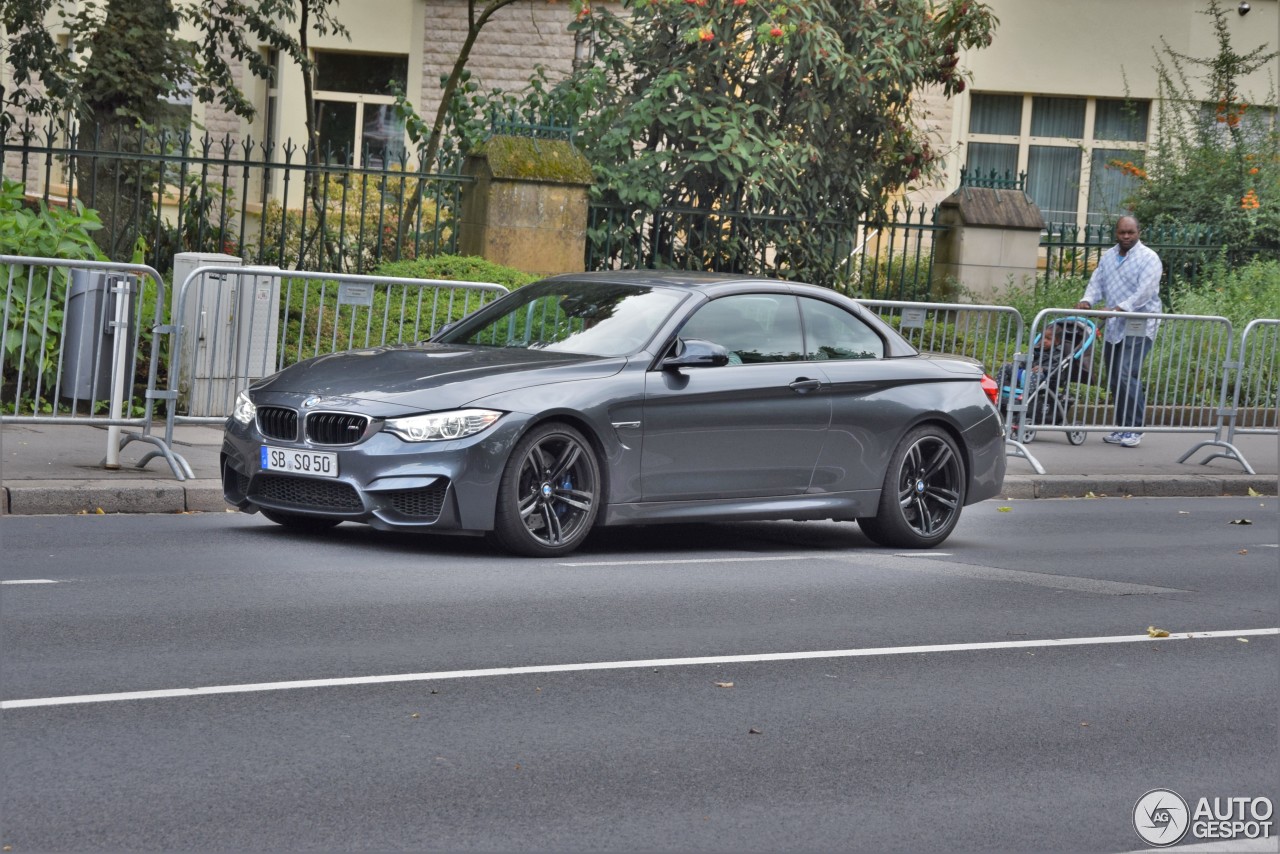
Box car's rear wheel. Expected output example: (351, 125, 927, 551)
(260, 508, 341, 532)
(857, 425, 965, 549)
(488, 422, 600, 557)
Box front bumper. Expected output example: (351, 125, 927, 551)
(221, 414, 529, 532)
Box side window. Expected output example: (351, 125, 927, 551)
(679, 294, 804, 364)
(799, 297, 884, 361)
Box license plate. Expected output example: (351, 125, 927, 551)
(260, 446, 339, 478)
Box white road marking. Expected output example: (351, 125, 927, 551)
(3, 628, 1275, 710)
(1, 579, 60, 585)
(560, 555, 812, 567)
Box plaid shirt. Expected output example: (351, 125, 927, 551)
(1082, 240, 1162, 342)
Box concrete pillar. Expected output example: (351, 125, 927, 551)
(458, 136, 593, 276)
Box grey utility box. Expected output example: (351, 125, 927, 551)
(59, 269, 137, 403)
(171, 252, 281, 417)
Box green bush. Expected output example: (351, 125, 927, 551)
(274, 256, 535, 367)
(1, 179, 108, 413)
(374, 255, 538, 289)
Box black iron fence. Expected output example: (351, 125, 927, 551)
(1041, 221, 1263, 294)
(4, 122, 1264, 297)
(585, 200, 946, 301)
(2, 122, 470, 276)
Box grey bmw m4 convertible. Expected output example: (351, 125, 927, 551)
(222, 271, 1006, 556)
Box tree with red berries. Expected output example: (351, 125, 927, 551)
(1129, 0, 1277, 257)
(561, 0, 997, 281)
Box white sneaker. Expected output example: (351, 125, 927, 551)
(1120, 432, 1142, 447)
(1103, 431, 1125, 444)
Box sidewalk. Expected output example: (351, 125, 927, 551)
(1, 421, 1276, 516)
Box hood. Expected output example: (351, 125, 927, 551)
(251, 343, 623, 412)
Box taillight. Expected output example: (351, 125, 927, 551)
(980, 373, 1000, 405)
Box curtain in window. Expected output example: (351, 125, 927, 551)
(363, 105, 407, 168)
(1028, 146, 1081, 225)
(969, 94, 1022, 135)
(966, 142, 1018, 183)
(1031, 97, 1085, 138)
(1087, 148, 1143, 225)
(1095, 100, 1150, 142)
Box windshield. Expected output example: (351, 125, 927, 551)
(434, 279, 688, 357)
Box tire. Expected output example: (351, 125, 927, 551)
(487, 422, 601, 557)
(857, 425, 966, 549)
(260, 508, 341, 532)
(1067, 429, 1086, 446)
(1020, 428, 1037, 443)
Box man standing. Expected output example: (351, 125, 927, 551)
(1075, 215, 1162, 447)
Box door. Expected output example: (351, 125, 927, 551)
(641, 294, 831, 501)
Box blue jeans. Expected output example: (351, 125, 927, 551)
(1104, 336, 1153, 428)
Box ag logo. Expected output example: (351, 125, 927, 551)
(1134, 788, 1190, 846)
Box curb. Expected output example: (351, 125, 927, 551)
(999, 474, 1277, 500)
(2, 477, 1274, 516)
(1, 480, 228, 516)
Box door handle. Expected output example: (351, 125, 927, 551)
(788, 377, 823, 393)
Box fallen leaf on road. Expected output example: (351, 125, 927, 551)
(1238, 549, 1248, 555)
(1147, 626, 1170, 638)
(1248, 487, 1262, 497)
(1080, 722, 1090, 727)
(95, 507, 104, 514)
(748, 727, 762, 735)
(1084, 491, 1097, 499)
(997, 506, 1012, 512)
(714, 682, 734, 689)
(1178, 511, 1190, 515)
(410, 713, 419, 719)
(1238, 638, 1250, 643)
(1229, 518, 1252, 525)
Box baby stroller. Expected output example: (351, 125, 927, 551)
(998, 316, 1097, 445)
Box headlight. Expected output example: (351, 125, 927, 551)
(384, 409, 503, 442)
(232, 390, 256, 425)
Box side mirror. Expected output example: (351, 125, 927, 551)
(661, 338, 730, 370)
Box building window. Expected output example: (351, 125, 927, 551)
(313, 52, 408, 168)
(964, 93, 1151, 227)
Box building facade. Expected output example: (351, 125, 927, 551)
(4, 0, 1277, 228)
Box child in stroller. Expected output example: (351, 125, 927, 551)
(998, 317, 1097, 444)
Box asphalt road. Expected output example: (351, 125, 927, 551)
(2, 497, 1277, 853)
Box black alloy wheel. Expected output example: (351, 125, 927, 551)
(489, 422, 600, 557)
(857, 425, 966, 548)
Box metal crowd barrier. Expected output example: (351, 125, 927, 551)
(0, 254, 191, 478)
(857, 298, 1027, 376)
(166, 266, 508, 435)
(1178, 318, 1278, 473)
(1009, 308, 1250, 474)
(5, 255, 1275, 482)
(858, 298, 1274, 476)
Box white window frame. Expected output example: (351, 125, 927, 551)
(965, 94, 1152, 229)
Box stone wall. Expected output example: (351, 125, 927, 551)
(418, 1, 615, 126)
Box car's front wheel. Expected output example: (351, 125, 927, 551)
(488, 422, 601, 557)
(857, 425, 965, 549)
